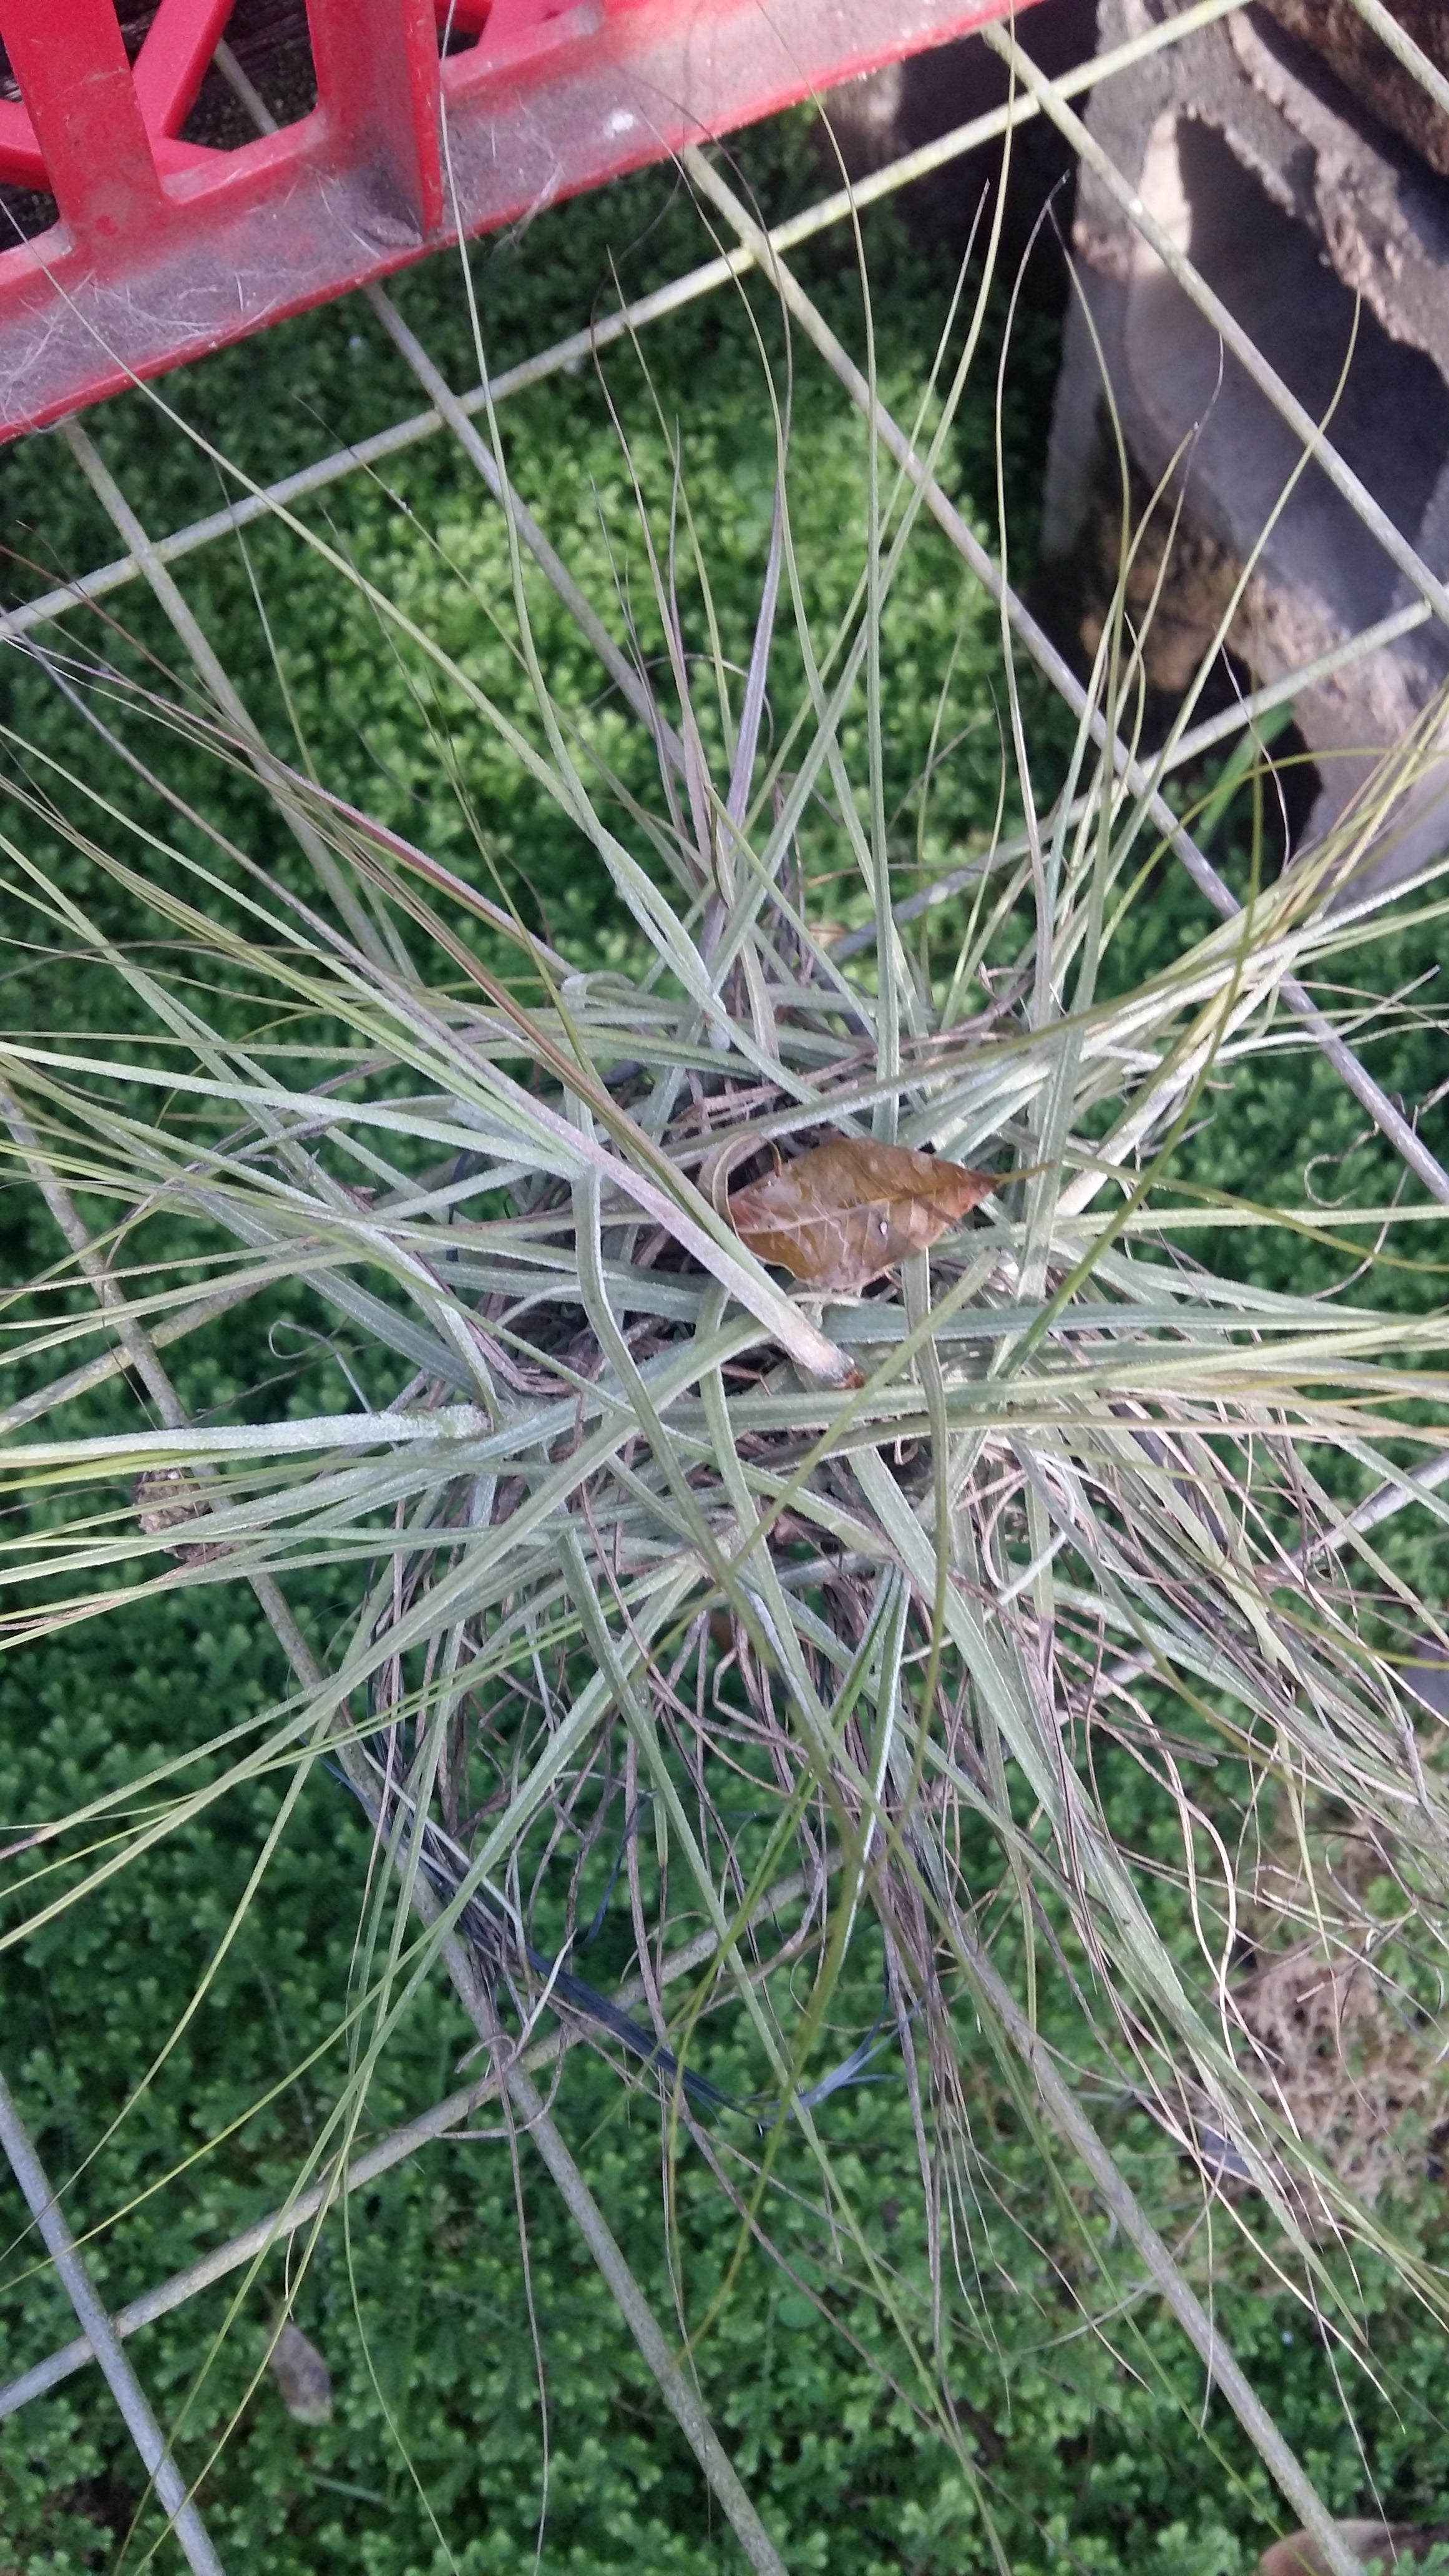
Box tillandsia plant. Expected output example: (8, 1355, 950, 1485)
(0, 128, 1447, 2576)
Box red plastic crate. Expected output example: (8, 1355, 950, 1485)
(0, 0, 1038, 442)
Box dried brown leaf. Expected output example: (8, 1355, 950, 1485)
(728, 1138, 998, 1293)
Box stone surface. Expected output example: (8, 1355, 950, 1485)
(818, 0, 1098, 280)
(1260, 0, 1449, 179)
(1040, 1, 1449, 889)
(1259, 2525, 1449, 2576)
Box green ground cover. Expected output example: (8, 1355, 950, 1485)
(1, 112, 1446, 2576)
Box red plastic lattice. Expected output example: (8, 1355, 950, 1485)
(0, 0, 1038, 442)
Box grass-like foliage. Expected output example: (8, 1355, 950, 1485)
(1, 119, 1447, 2576)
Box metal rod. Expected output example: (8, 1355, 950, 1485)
(684, 149, 1449, 1213)
(981, 19, 1449, 634)
(0, 2069, 228, 2576)
(211, 39, 685, 779)
(774, 0, 1250, 233)
(0, 0, 1432, 2525)
(1101, 1433, 1449, 1697)
(59, 417, 389, 964)
(0, 1860, 823, 2424)
(1344, 0, 1449, 122)
(1159, 602, 1434, 769)
(1310, 1445, 1449, 1555)
(1, 2, 1250, 658)
(0, 1121, 788, 2567)
(366, 283, 685, 773)
(837, 593, 1437, 950)
(951, 1936, 1370, 2576)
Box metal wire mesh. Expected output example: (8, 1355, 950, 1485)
(2, 2, 1447, 2558)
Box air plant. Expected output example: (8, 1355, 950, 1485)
(0, 136, 1446, 2576)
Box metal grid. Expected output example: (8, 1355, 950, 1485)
(2, 3, 1448, 2562)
